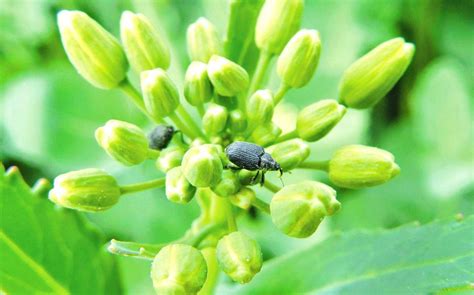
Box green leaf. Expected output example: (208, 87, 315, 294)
(0, 164, 122, 294)
(222, 216, 474, 294)
(224, 0, 264, 75)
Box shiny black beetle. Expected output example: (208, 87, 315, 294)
(148, 125, 175, 150)
(225, 141, 282, 185)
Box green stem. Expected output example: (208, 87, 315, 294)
(108, 239, 166, 260)
(189, 223, 224, 247)
(225, 199, 237, 232)
(169, 112, 198, 139)
(272, 129, 298, 145)
(273, 83, 291, 105)
(119, 178, 166, 195)
(119, 79, 164, 124)
(251, 197, 270, 214)
(197, 104, 205, 117)
(177, 105, 207, 140)
(198, 248, 219, 295)
(263, 180, 281, 193)
(248, 51, 273, 96)
(297, 160, 330, 171)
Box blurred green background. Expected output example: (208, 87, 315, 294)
(1, 0, 473, 293)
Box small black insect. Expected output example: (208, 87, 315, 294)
(148, 125, 175, 150)
(225, 141, 282, 185)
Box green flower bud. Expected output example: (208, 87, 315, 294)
(216, 231, 262, 283)
(208, 55, 249, 97)
(255, 0, 304, 55)
(246, 90, 274, 126)
(228, 110, 247, 134)
(250, 122, 282, 147)
(49, 168, 120, 212)
(57, 10, 127, 89)
(151, 244, 207, 294)
(120, 11, 170, 73)
(141, 68, 180, 119)
(270, 181, 340, 238)
(182, 145, 223, 187)
(184, 61, 213, 106)
(202, 104, 228, 136)
(328, 145, 400, 189)
(338, 37, 415, 109)
(166, 166, 196, 204)
(238, 170, 262, 186)
(187, 17, 222, 62)
(156, 146, 185, 173)
(267, 139, 309, 171)
(95, 119, 149, 166)
(277, 29, 321, 88)
(229, 187, 256, 210)
(296, 99, 346, 142)
(214, 94, 238, 110)
(211, 170, 240, 198)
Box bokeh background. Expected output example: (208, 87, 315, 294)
(1, 0, 473, 293)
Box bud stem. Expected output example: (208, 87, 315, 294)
(225, 199, 238, 232)
(250, 197, 270, 214)
(108, 239, 166, 260)
(248, 51, 273, 96)
(188, 223, 224, 247)
(273, 83, 291, 105)
(271, 129, 298, 145)
(169, 112, 198, 139)
(263, 180, 281, 193)
(119, 79, 165, 124)
(297, 160, 330, 171)
(177, 105, 208, 140)
(119, 177, 166, 195)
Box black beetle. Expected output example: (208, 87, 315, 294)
(225, 141, 282, 185)
(148, 125, 175, 150)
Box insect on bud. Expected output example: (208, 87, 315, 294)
(148, 125, 175, 151)
(338, 37, 415, 109)
(270, 181, 341, 238)
(216, 232, 263, 284)
(120, 11, 170, 73)
(49, 168, 120, 212)
(141, 68, 180, 120)
(229, 187, 256, 210)
(57, 10, 127, 89)
(250, 122, 282, 147)
(155, 146, 185, 173)
(166, 166, 196, 204)
(151, 244, 207, 294)
(228, 110, 247, 134)
(246, 90, 274, 126)
(255, 0, 304, 55)
(187, 17, 222, 62)
(296, 99, 346, 142)
(267, 139, 309, 171)
(328, 145, 400, 189)
(211, 170, 241, 198)
(184, 61, 213, 106)
(208, 55, 249, 97)
(202, 104, 229, 136)
(277, 29, 322, 88)
(95, 120, 149, 166)
(182, 145, 223, 187)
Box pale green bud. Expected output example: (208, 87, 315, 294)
(229, 187, 256, 210)
(246, 90, 274, 126)
(184, 61, 213, 106)
(228, 110, 247, 134)
(182, 145, 223, 187)
(328, 145, 400, 189)
(267, 139, 309, 171)
(296, 99, 346, 142)
(211, 170, 240, 198)
(208, 55, 249, 96)
(216, 232, 263, 283)
(151, 244, 207, 294)
(95, 120, 149, 166)
(255, 0, 304, 54)
(49, 168, 120, 212)
(339, 37, 415, 109)
(277, 29, 321, 88)
(166, 166, 196, 204)
(120, 11, 170, 73)
(57, 10, 127, 89)
(156, 146, 185, 173)
(187, 17, 222, 62)
(270, 181, 340, 238)
(141, 68, 180, 119)
(202, 104, 228, 136)
(250, 122, 282, 147)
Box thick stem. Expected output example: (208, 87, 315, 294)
(297, 160, 330, 171)
(251, 197, 270, 214)
(177, 105, 207, 140)
(119, 178, 166, 195)
(119, 80, 165, 124)
(169, 112, 198, 139)
(273, 83, 291, 105)
(248, 51, 273, 96)
(225, 199, 237, 232)
(263, 180, 281, 193)
(198, 248, 219, 295)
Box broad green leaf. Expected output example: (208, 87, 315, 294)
(0, 164, 122, 294)
(222, 216, 474, 294)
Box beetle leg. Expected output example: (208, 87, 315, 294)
(251, 171, 260, 185)
(260, 172, 266, 186)
(226, 164, 242, 171)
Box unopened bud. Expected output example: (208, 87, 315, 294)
(57, 10, 127, 89)
(208, 55, 249, 97)
(141, 68, 179, 120)
(211, 170, 240, 198)
(328, 145, 400, 189)
(339, 37, 415, 109)
(49, 168, 120, 212)
(95, 120, 149, 166)
(187, 17, 222, 62)
(271, 181, 340, 238)
(216, 232, 262, 283)
(203, 104, 228, 136)
(228, 110, 247, 134)
(182, 145, 223, 187)
(166, 166, 196, 204)
(156, 146, 185, 173)
(229, 187, 256, 210)
(296, 99, 346, 142)
(246, 90, 274, 126)
(184, 61, 213, 106)
(238, 170, 262, 186)
(267, 139, 309, 171)
(277, 29, 321, 88)
(120, 11, 170, 73)
(250, 122, 282, 147)
(255, 0, 304, 54)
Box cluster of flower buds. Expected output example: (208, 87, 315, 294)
(54, 1, 413, 293)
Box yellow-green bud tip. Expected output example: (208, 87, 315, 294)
(187, 17, 222, 62)
(141, 68, 179, 119)
(208, 55, 249, 97)
(182, 145, 223, 187)
(267, 139, 310, 171)
(184, 61, 213, 106)
(156, 146, 185, 173)
(203, 104, 229, 136)
(247, 90, 274, 126)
